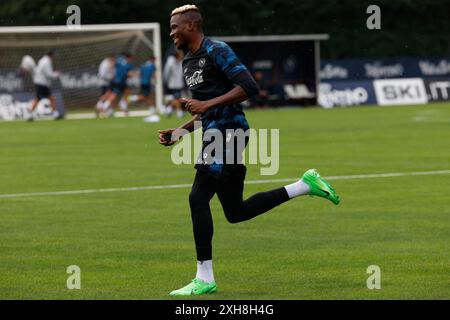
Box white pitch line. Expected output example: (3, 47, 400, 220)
(1, 169, 450, 199)
(32, 110, 150, 121)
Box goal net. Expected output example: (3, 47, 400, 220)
(0, 23, 163, 120)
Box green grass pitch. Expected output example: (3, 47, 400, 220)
(0, 103, 449, 299)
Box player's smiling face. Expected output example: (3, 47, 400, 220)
(170, 14, 189, 50)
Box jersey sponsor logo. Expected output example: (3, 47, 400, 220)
(185, 70, 204, 87)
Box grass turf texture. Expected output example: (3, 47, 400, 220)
(0, 103, 449, 299)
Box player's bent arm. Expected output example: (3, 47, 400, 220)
(178, 114, 201, 133)
(204, 85, 249, 109)
(183, 85, 253, 114)
(158, 115, 201, 146)
(45, 65, 59, 79)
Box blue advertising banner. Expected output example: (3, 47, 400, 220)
(319, 77, 450, 108)
(320, 57, 450, 81)
(318, 80, 376, 108)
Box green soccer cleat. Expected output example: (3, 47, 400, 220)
(169, 278, 217, 297)
(302, 169, 340, 205)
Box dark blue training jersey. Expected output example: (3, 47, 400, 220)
(183, 37, 259, 177)
(140, 61, 156, 86)
(114, 56, 134, 85)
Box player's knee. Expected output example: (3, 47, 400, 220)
(223, 208, 243, 224)
(189, 191, 207, 209)
(225, 215, 241, 224)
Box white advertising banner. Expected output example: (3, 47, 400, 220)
(373, 78, 428, 106)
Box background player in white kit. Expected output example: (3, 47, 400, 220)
(98, 55, 115, 96)
(27, 51, 62, 121)
(163, 49, 186, 118)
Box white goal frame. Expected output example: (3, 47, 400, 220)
(0, 23, 164, 111)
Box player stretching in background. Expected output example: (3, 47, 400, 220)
(96, 52, 134, 118)
(159, 5, 340, 296)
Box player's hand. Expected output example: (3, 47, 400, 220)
(158, 128, 175, 146)
(181, 98, 208, 115)
(158, 128, 183, 146)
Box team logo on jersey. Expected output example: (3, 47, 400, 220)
(185, 70, 204, 87)
(199, 58, 206, 67)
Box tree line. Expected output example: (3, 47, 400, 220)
(1, 0, 449, 58)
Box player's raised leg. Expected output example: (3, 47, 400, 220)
(217, 167, 340, 225)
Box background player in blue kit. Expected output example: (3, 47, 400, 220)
(96, 52, 135, 117)
(159, 5, 340, 296)
(136, 56, 157, 116)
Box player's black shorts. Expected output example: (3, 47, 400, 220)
(101, 83, 112, 95)
(100, 80, 113, 95)
(35, 84, 51, 99)
(111, 82, 127, 95)
(194, 129, 249, 180)
(166, 88, 182, 100)
(140, 84, 152, 97)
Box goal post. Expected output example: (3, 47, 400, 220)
(0, 23, 164, 120)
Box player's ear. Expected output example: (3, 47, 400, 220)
(186, 21, 195, 32)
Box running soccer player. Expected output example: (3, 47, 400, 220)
(27, 51, 62, 121)
(159, 5, 340, 296)
(96, 52, 134, 117)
